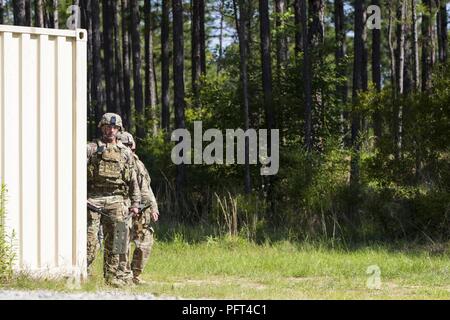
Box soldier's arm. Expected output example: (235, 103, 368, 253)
(129, 167, 141, 208)
(127, 154, 141, 208)
(86, 143, 96, 161)
(141, 173, 159, 213)
(148, 186, 159, 214)
(135, 160, 153, 204)
(139, 174, 152, 203)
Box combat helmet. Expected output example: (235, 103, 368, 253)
(98, 113, 123, 131)
(117, 131, 136, 150)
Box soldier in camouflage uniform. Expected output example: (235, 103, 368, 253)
(117, 131, 159, 285)
(87, 113, 141, 287)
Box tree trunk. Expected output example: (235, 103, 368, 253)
(351, 0, 365, 187)
(114, 1, 124, 118)
(260, 0, 275, 131)
(308, 0, 324, 46)
(308, 0, 324, 149)
(394, 0, 407, 160)
(335, 0, 349, 139)
(122, 0, 132, 131)
(80, 0, 93, 138)
(403, 18, 413, 94)
(360, 6, 369, 136)
(25, 0, 31, 26)
(431, 3, 438, 67)
(233, 0, 251, 194)
(246, 1, 253, 58)
(388, 3, 397, 95)
(35, 0, 45, 27)
(45, 1, 50, 27)
(173, 0, 186, 123)
(52, 0, 59, 28)
(300, 0, 313, 151)
(192, 0, 202, 107)
(260, 0, 276, 216)
(13, 0, 26, 26)
(92, 0, 104, 134)
(293, 0, 304, 55)
(371, 0, 382, 142)
(161, 0, 171, 132)
(131, 0, 145, 139)
(396, 1, 407, 96)
(145, 0, 157, 134)
(412, 0, 420, 90)
(372, 0, 383, 141)
(0, 0, 4, 25)
(153, 52, 159, 106)
(274, 0, 288, 147)
(437, 0, 448, 63)
(362, 8, 368, 92)
(275, 0, 288, 76)
(297, 0, 312, 150)
(335, 0, 347, 99)
(102, 0, 116, 113)
(199, 0, 206, 74)
(173, 0, 187, 210)
(421, 0, 433, 92)
(217, 0, 225, 74)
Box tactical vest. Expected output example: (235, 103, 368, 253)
(135, 157, 151, 186)
(87, 141, 131, 196)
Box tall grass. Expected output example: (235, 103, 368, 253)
(0, 184, 15, 283)
(149, 142, 450, 246)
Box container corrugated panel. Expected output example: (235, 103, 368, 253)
(0, 25, 87, 278)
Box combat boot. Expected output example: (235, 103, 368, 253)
(132, 276, 147, 285)
(121, 276, 136, 286)
(105, 277, 126, 288)
(132, 271, 147, 285)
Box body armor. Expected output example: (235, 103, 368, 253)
(88, 141, 130, 196)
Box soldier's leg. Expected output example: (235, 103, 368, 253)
(102, 203, 123, 286)
(131, 210, 154, 282)
(102, 202, 132, 286)
(131, 229, 154, 282)
(87, 210, 101, 275)
(117, 220, 133, 283)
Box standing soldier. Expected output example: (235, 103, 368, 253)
(87, 113, 141, 287)
(118, 131, 159, 285)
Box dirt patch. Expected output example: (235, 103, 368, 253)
(147, 276, 267, 291)
(0, 289, 180, 300)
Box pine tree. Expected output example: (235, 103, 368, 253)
(130, 0, 145, 138)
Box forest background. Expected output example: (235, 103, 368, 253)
(1, 0, 449, 246)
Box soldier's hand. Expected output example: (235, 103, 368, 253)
(130, 207, 140, 217)
(151, 210, 159, 222)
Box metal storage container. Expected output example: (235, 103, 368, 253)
(0, 25, 87, 278)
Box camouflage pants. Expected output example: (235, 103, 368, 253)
(130, 209, 154, 277)
(87, 210, 101, 274)
(87, 196, 133, 283)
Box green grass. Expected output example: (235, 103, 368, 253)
(0, 184, 15, 282)
(2, 236, 450, 299)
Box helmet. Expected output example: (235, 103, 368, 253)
(98, 113, 123, 130)
(117, 131, 136, 150)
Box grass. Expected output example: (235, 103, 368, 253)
(0, 184, 15, 282)
(2, 235, 449, 299)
